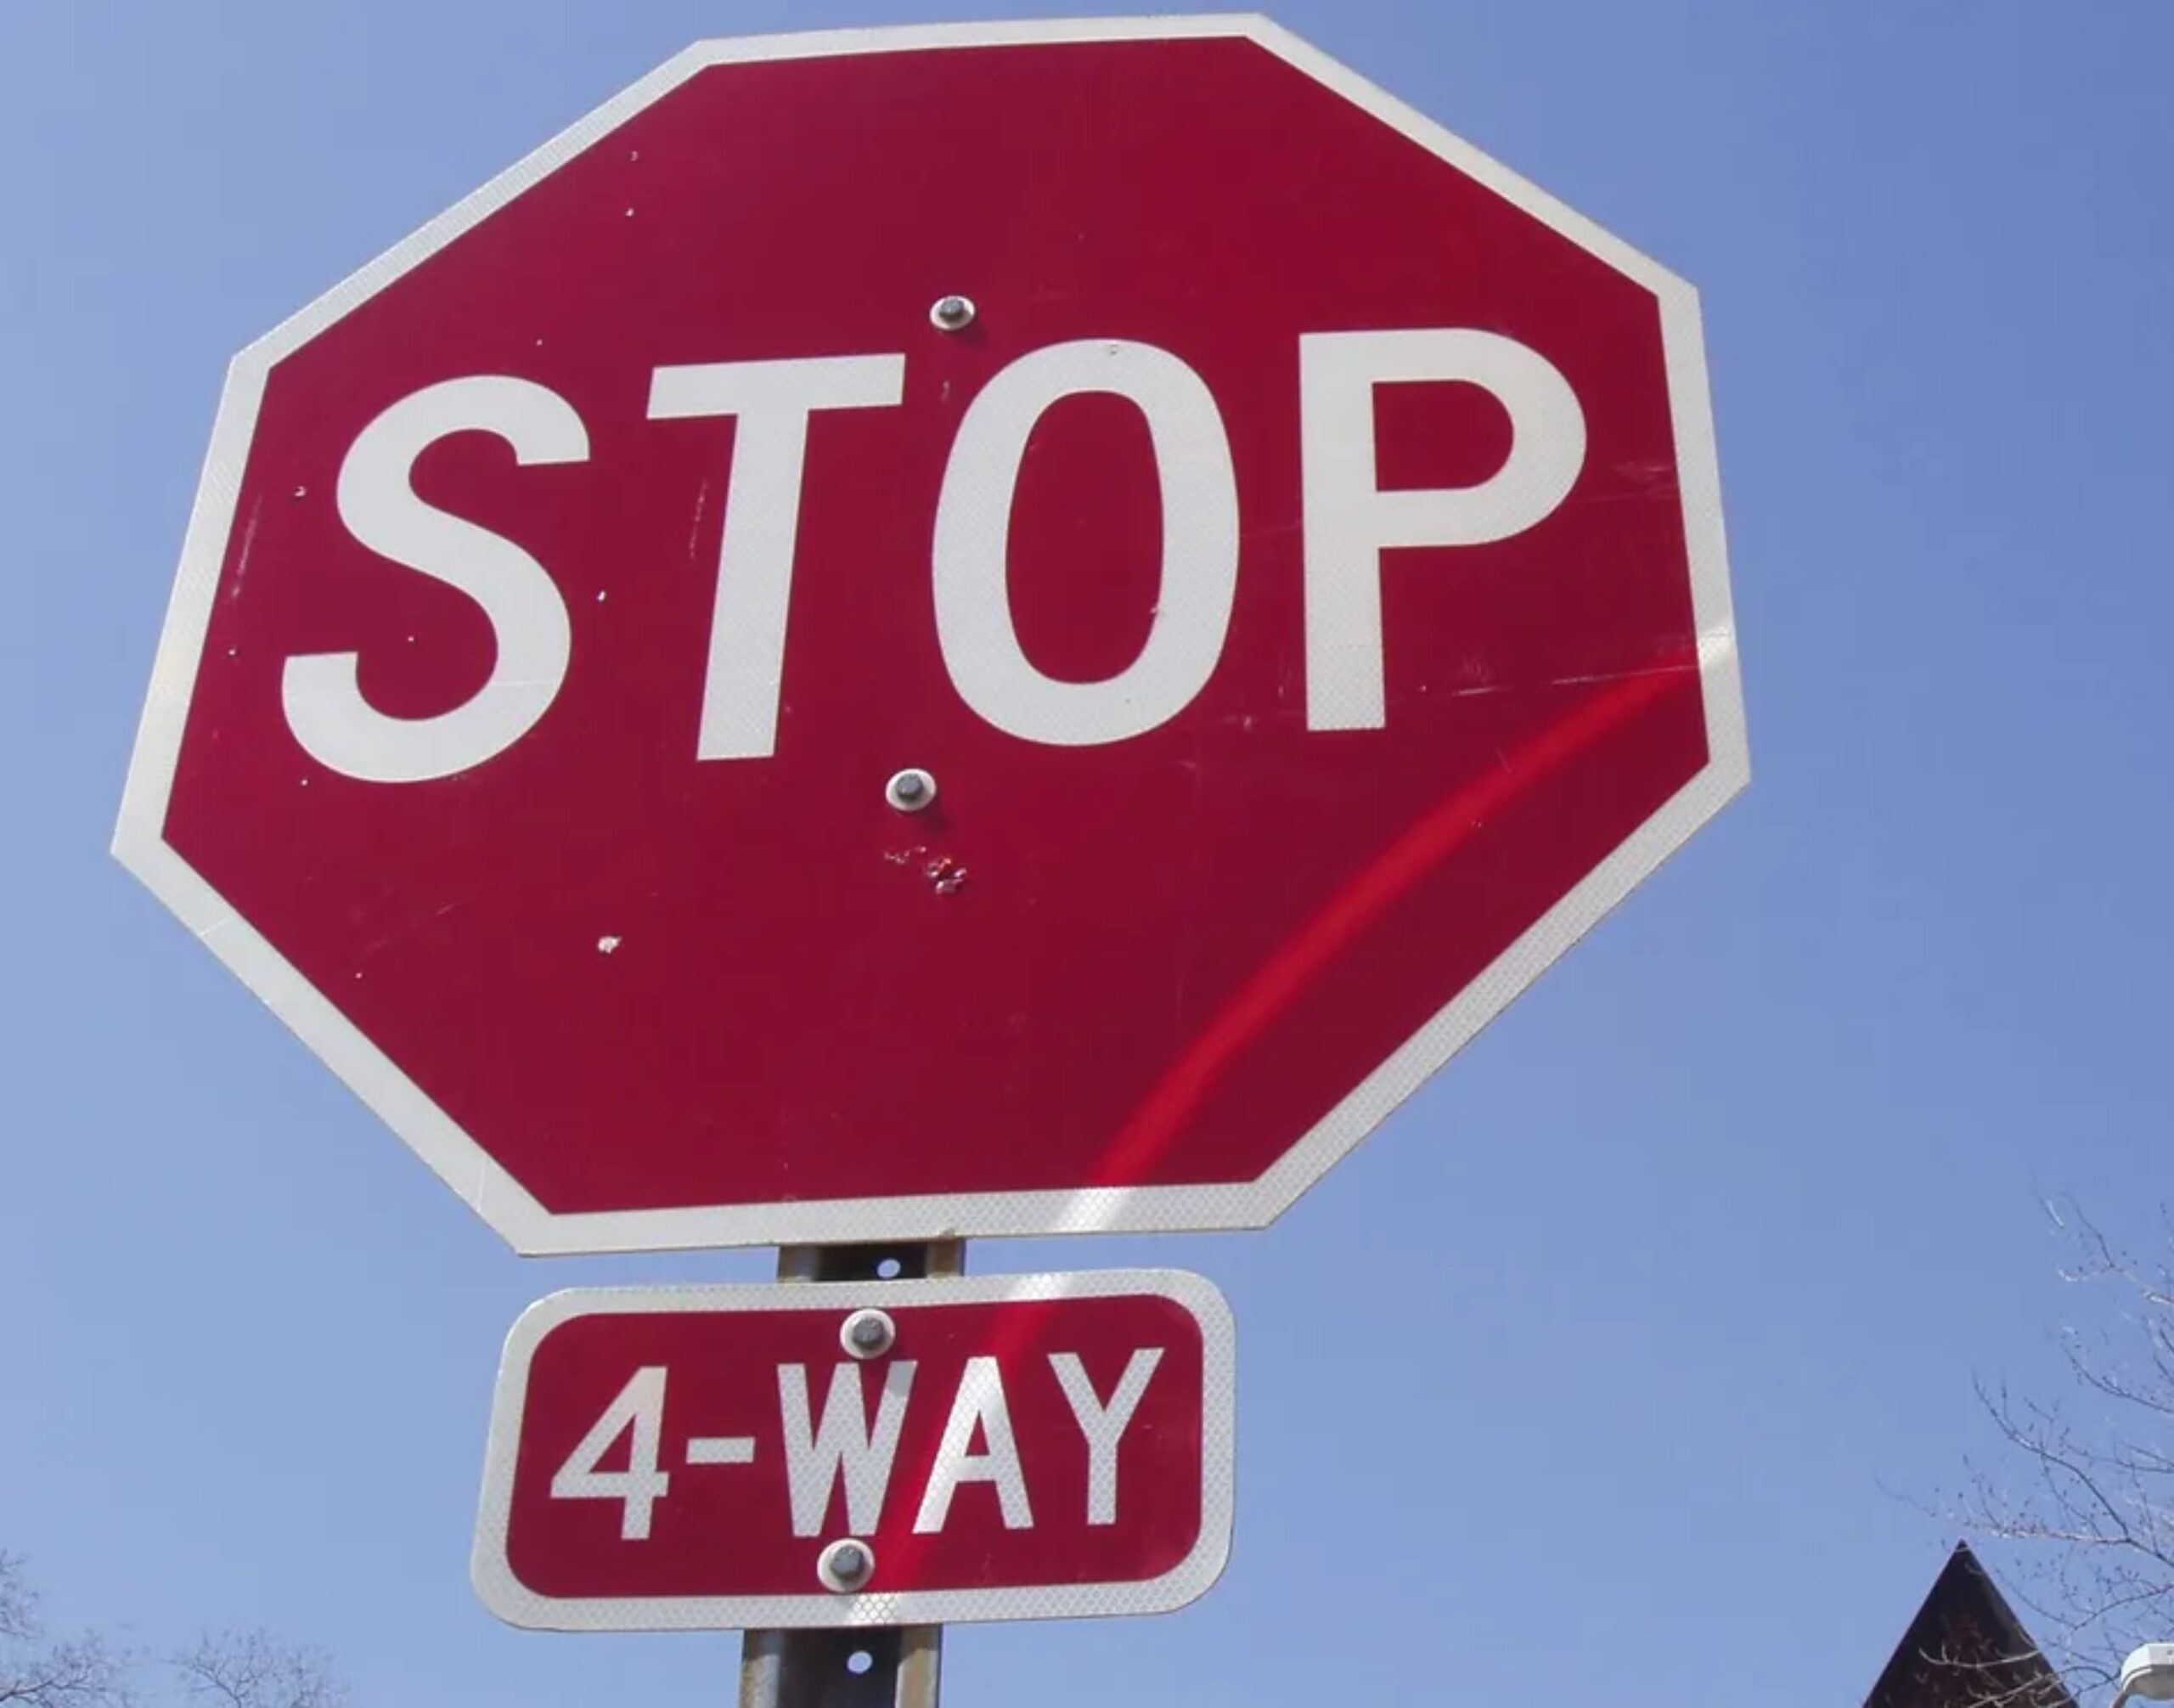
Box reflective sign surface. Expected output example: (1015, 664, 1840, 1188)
(115, 21, 1745, 1250)
(472, 1271, 1234, 1629)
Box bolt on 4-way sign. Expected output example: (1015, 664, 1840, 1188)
(115, 14, 1744, 1642)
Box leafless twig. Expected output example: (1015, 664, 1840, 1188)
(1952, 1200, 2174, 1700)
(0, 1556, 128, 1708)
(170, 1633, 344, 1708)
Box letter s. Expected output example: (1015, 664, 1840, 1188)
(282, 375, 587, 782)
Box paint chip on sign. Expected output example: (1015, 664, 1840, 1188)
(597, 935, 622, 954)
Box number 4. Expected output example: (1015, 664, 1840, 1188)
(551, 1366, 671, 1541)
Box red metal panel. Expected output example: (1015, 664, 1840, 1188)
(472, 1273, 1233, 1628)
(121, 23, 1742, 1246)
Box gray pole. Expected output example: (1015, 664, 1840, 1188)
(737, 1238, 965, 1708)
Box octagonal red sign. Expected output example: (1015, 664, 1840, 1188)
(115, 18, 1746, 1253)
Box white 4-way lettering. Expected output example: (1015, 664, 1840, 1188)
(550, 1348, 1167, 1541)
(284, 330, 1585, 783)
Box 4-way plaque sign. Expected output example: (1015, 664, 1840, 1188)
(475, 1274, 1233, 1629)
(115, 12, 1744, 1661)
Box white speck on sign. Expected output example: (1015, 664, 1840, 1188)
(597, 935, 622, 955)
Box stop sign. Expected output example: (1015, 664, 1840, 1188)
(115, 19, 1745, 1253)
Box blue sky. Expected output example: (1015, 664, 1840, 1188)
(4, 2, 2171, 1705)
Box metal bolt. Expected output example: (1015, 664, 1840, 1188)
(885, 768, 937, 813)
(930, 294, 976, 331)
(819, 1537, 875, 1592)
(841, 1308, 896, 1361)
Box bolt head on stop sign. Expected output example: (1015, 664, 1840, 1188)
(114, 18, 1746, 1253)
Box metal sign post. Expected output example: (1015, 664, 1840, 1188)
(740, 1240, 963, 1708)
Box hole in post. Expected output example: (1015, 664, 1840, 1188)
(847, 1651, 875, 1676)
(876, 1257, 903, 1279)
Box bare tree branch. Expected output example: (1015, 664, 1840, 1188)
(0, 1556, 128, 1708)
(2, 1556, 346, 1708)
(1951, 1201, 2174, 1701)
(171, 1633, 344, 1708)
(0, 1558, 37, 1647)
